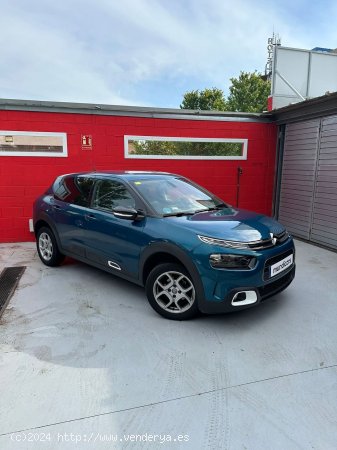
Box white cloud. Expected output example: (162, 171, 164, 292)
(0, 0, 336, 106)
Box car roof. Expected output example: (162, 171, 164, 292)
(62, 171, 181, 181)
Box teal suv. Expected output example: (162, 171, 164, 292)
(33, 171, 295, 320)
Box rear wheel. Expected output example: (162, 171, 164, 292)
(36, 227, 65, 267)
(145, 263, 199, 320)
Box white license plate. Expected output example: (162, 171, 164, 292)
(270, 253, 293, 278)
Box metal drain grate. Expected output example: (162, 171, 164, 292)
(0, 266, 26, 319)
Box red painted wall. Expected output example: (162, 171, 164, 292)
(0, 109, 277, 242)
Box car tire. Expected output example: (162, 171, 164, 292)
(145, 263, 199, 320)
(36, 227, 65, 267)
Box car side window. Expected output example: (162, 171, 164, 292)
(92, 179, 136, 211)
(54, 175, 95, 206)
(54, 176, 71, 201)
(74, 176, 95, 206)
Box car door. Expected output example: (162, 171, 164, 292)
(83, 178, 146, 280)
(51, 175, 95, 257)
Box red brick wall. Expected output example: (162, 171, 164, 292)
(0, 109, 277, 242)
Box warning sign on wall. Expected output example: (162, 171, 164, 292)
(81, 135, 92, 150)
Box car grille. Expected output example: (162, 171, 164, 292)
(198, 230, 289, 250)
(263, 249, 294, 281)
(259, 268, 295, 301)
(248, 230, 289, 250)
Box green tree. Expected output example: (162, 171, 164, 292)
(130, 139, 242, 157)
(180, 71, 270, 113)
(131, 139, 178, 155)
(180, 87, 227, 110)
(226, 71, 270, 113)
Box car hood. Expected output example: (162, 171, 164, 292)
(167, 207, 286, 242)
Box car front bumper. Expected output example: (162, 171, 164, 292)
(198, 265, 295, 314)
(195, 238, 296, 314)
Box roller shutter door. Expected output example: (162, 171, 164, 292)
(310, 116, 337, 250)
(278, 116, 337, 250)
(278, 119, 320, 240)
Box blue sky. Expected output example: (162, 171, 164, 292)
(1, 0, 337, 108)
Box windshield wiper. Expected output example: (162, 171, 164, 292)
(204, 203, 228, 211)
(163, 211, 195, 217)
(163, 204, 228, 217)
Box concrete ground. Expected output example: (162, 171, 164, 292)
(0, 240, 337, 450)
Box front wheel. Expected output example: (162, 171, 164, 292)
(36, 227, 65, 267)
(145, 263, 199, 320)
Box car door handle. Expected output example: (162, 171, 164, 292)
(85, 213, 97, 221)
(52, 204, 61, 210)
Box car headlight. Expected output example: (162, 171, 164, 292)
(210, 254, 257, 270)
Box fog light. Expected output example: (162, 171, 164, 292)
(231, 290, 257, 306)
(233, 292, 246, 302)
(210, 254, 256, 270)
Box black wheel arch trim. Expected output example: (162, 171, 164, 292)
(139, 242, 207, 310)
(34, 213, 63, 250)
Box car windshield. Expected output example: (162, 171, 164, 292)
(132, 177, 226, 216)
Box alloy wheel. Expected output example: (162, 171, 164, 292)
(38, 232, 53, 261)
(153, 270, 195, 313)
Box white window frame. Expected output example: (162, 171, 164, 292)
(0, 131, 68, 157)
(124, 135, 248, 160)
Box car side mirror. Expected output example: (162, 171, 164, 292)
(112, 206, 144, 221)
